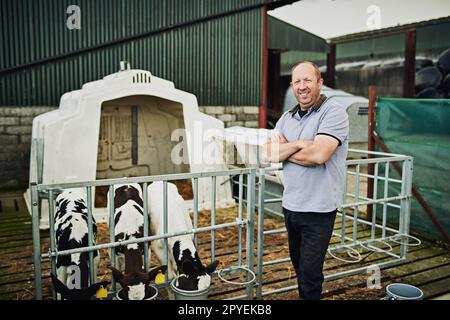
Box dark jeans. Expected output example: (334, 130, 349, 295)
(283, 207, 337, 300)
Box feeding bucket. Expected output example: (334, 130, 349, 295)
(116, 285, 158, 300)
(170, 278, 209, 300)
(386, 283, 423, 300)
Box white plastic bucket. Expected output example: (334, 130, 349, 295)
(386, 283, 423, 300)
(170, 278, 209, 300)
(116, 285, 158, 300)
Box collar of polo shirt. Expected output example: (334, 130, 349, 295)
(289, 94, 328, 117)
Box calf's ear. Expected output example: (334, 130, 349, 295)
(50, 273, 71, 299)
(205, 260, 219, 274)
(108, 266, 124, 283)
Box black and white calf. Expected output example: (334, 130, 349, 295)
(147, 181, 219, 292)
(52, 188, 107, 300)
(108, 183, 166, 300)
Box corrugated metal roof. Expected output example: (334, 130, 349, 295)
(331, 20, 450, 61)
(336, 34, 406, 60)
(268, 16, 327, 52)
(329, 16, 450, 43)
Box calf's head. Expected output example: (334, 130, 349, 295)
(109, 265, 167, 300)
(174, 241, 219, 291)
(112, 183, 143, 208)
(51, 273, 109, 300)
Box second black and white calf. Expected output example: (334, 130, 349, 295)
(108, 183, 166, 300)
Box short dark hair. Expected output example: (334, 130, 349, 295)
(291, 61, 322, 81)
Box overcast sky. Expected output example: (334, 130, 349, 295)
(269, 0, 450, 39)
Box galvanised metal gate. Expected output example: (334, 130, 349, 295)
(30, 168, 257, 300)
(254, 149, 414, 298)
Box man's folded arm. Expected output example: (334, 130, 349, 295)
(287, 134, 339, 166)
(263, 139, 313, 163)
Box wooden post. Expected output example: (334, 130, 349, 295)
(367, 85, 377, 220)
(326, 43, 336, 88)
(259, 5, 268, 128)
(403, 29, 416, 98)
(268, 50, 282, 113)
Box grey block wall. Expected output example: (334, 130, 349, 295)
(0, 106, 259, 190)
(199, 106, 259, 128)
(0, 107, 56, 190)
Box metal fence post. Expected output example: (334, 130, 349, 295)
(194, 178, 199, 248)
(143, 182, 149, 272)
(341, 164, 348, 245)
(382, 162, 390, 238)
(108, 185, 116, 292)
(163, 180, 169, 278)
(48, 190, 57, 299)
(370, 163, 379, 240)
(86, 186, 96, 284)
(256, 168, 266, 299)
(353, 164, 361, 244)
(237, 174, 243, 267)
(245, 169, 256, 300)
(31, 183, 42, 300)
(400, 158, 414, 258)
(211, 176, 216, 262)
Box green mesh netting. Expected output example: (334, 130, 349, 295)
(376, 97, 450, 241)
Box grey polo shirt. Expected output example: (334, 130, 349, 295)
(274, 94, 349, 213)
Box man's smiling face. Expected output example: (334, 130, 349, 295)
(291, 63, 323, 111)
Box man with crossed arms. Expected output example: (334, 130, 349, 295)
(263, 61, 349, 300)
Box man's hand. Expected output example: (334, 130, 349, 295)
(263, 131, 313, 163)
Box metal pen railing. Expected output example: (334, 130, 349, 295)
(31, 168, 256, 300)
(254, 149, 413, 299)
(31, 145, 413, 300)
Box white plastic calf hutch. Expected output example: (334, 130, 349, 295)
(25, 64, 234, 229)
